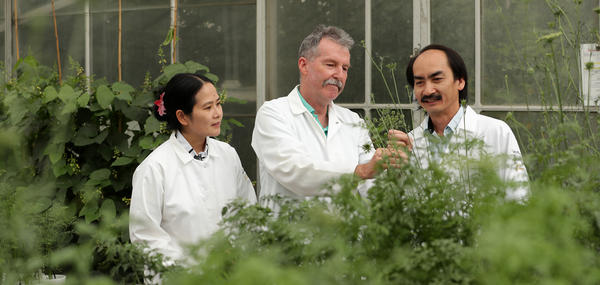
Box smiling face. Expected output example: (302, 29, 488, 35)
(412, 49, 465, 118)
(298, 37, 350, 108)
(178, 83, 223, 140)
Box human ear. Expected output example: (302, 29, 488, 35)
(458, 78, 466, 91)
(298, 57, 309, 76)
(176, 110, 189, 126)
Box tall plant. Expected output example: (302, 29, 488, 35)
(0, 55, 233, 282)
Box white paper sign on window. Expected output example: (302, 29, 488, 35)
(580, 43, 600, 106)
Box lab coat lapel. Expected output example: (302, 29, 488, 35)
(287, 87, 328, 143)
(326, 103, 342, 139)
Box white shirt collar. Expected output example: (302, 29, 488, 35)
(175, 130, 209, 161)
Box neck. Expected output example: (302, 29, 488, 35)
(429, 104, 460, 136)
(180, 130, 207, 153)
(298, 85, 329, 115)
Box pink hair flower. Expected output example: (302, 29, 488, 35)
(154, 92, 166, 116)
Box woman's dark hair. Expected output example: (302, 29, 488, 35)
(406, 44, 468, 103)
(153, 72, 214, 131)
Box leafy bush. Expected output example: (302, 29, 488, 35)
(0, 56, 229, 283)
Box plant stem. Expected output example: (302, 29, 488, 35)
(51, 0, 62, 85)
(549, 44, 564, 125)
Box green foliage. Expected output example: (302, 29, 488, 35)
(2, 1, 600, 283)
(0, 55, 238, 283)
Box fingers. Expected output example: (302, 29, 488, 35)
(387, 129, 413, 150)
(373, 147, 408, 169)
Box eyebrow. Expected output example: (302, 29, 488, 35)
(201, 98, 219, 107)
(414, 70, 444, 80)
(323, 58, 351, 69)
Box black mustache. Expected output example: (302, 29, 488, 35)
(421, 94, 442, 103)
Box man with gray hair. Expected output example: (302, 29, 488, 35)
(252, 25, 401, 206)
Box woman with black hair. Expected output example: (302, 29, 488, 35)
(129, 73, 256, 264)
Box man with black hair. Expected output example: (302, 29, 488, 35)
(390, 44, 528, 199)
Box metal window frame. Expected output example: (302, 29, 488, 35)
(335, 0, 428, 127)
(330, 0, 600, 124)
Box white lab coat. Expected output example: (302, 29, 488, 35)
(408, 106, 529, 199)
(251, 86, 375, 205)
(129, 133, 256, 262)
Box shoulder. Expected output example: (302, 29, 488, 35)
(471, 111, 513, 134)
(208, 138, 240, 160)
(134, 138, 177, 176)
(261, 96, 288, 109)
(256, 96, 291, 120)
(208, 137, 234, 152)
(140, 138, 176, 165)
(332, 104, 362, 123)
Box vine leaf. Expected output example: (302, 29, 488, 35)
(144, 116, 162, 135)
(112, 157, 134, 167)
(44, 142, 64, 164)
(112, 82, 135, 101)
(90, 168, 111, 181)
(77, 93, 91, 107)
(183, 61, 210, 73)
(96, 85, 115, 109)
(58, 85, 77, 103)
(43, 86, 58, 103)
(138, 136, 154, 150)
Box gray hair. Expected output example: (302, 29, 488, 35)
(298, 25, 354, 60)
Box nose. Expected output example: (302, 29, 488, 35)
(214, 104, 223, 118)
(332, 66, 346, 81)
(423, 81, 436, 95)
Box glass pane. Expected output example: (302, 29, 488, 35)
(16, 2, 85, 71)
(179, 1, 256, 98)
(481, 110, 599, 155)
(431, 0, 475, 105)
(91, 1, 169, 86)
(178, 1, 257, 180)
(224, 115, 257, 183)
(372, 0, 413, 104)
(482, 0, 598, 106)
(19, 0, 83, 14)
(271, 0, 365, 103)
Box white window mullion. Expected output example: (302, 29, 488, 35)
(413, 0, 430, 49)
(411, 0, 430, 128)
(256, 0, 266, 195)
(256, 0, 266, 109)
(170, 0, 176, 64)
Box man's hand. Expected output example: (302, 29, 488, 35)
(387, 129, 413, 151)
(354, 146, 408, 179)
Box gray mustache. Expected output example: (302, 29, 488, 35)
(322, 78, 342, 89)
